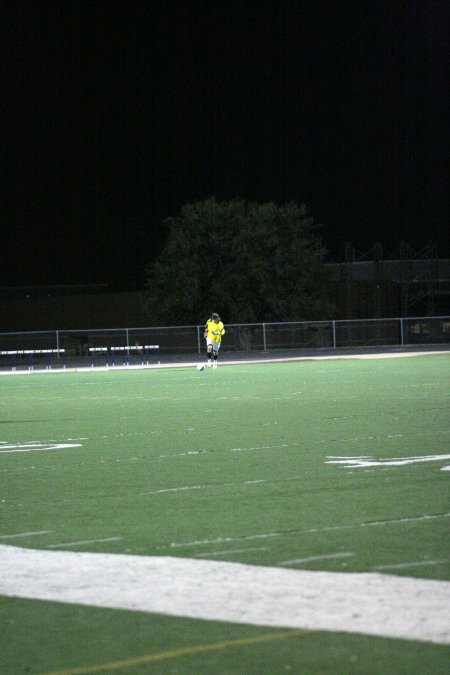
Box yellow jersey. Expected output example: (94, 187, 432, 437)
(204, 319, 225, 343)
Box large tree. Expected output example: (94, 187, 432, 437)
(145, 198, 332, 324)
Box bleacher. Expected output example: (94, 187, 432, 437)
(0, 349, 66, 370)
(0, 345, 160, 371)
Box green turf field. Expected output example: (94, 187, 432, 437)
(1, 354, 449, 673)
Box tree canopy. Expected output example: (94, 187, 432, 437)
(145, 198, 332, 324)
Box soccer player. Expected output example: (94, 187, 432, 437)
(204, 312, 225, 368)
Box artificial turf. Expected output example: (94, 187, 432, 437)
(0, 353, 449, 673)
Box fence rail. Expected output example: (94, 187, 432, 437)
(0, 316, 448, 370)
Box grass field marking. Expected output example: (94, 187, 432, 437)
(0, 530, 53, 539)
(193, 547, 271, 557)
(230, 443, 290, 453)
(165, 535, 247, 549)
(330, 455, 371, 459)
(0, 441, 83, 453)
(135, 474, 301, 498)
(139, 483, 211, 495)
(279, 552, 355, 566)
(322, 405, 450, 420)
(41, 629, 309, 674)
(46, 537, 122, 549)
(3, 545, 449, 644)
(373, 559, 449, 571)
(409, 382, 443, 387)
(326, 454, 450, 468)
(1, 477, 300, 508)
(164, 512, 450, 549)
(227, 430, 449, 458)
(4, 428, 447, 475)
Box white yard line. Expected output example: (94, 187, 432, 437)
(279, 552, 355, 566)
(164, 513, 450, 549)
(373, 559, 449, 570)
(194, 547, 270, 557)
(46, 537, 121, 548)
(0, 530, 53, 539)
(137, 476, 300, 497)
(0, 544, 449, 645)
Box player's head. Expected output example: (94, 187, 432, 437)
(211, 312, 220, 321)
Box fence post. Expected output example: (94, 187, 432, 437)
(56, 330, 60, 358)
(332, 321, 337, 348)
(197, 326, 201, 354)
(400, 318, 404, 346)
(263, 323, 267, 351)
(126, 328, 129, 348)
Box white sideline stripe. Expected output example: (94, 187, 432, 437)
(0, 530, 53, 539)
(279, 552, 355, 566)
(194, 547, 270, 557)
(0, 544, 449, 645)
(373, 559, 449, 571)
(46, 537, 121, 548)
(165, 513, 450, 549)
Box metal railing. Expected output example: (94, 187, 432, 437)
(0, 316, 448, 370)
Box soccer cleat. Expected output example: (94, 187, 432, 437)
(213, 362, 217, 368)
(207, 361, 212, 367)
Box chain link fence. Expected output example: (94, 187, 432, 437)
(0, 316, 448, 370)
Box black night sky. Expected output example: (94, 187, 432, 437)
(3, 0, 449, 290)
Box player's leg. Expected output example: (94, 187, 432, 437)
(206, 338, 213, 366)
(212, 343, 220, 368)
